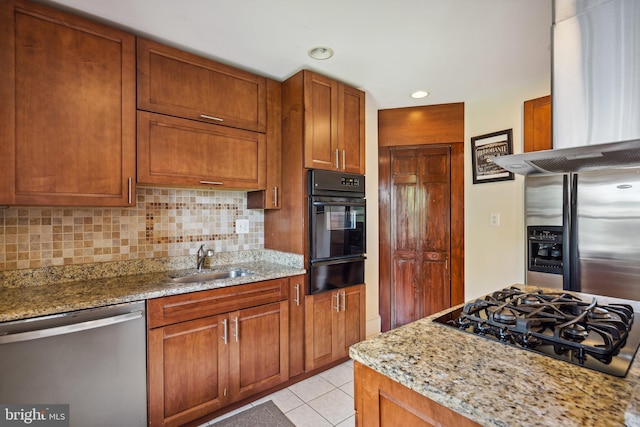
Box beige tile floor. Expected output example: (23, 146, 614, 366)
(201, 359, 355, 427)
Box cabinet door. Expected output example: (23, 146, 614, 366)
(303, 71, 339, 171)
(524, 95, 551, 152)
(148, 315, 229, 427)
(306, 284, 366, 370)
(289, 275, 306, 377)
(0, 0, 136, 206)
(137, 38, 266, 133)
(228, 301, 289, 402)
(338, 84, 366, 174)
(137, 111, 266, 190)
(305, 290, 339, 371)
(247, 78, 282, 209)
(355, 362, 482, 427)
(337, 284, 366, 358)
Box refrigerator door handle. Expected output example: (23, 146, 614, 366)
(568, 173, 580, 292)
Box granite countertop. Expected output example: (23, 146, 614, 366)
(350, 285, 640, 427)
(0, 251, 306, 323)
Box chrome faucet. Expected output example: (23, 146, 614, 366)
(196, 244, 214, 271)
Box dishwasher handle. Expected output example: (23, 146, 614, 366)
(0, 310, 143, 345)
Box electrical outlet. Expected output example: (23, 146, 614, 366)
(489, 213, 500, 226)
(236, 219, 249, 234)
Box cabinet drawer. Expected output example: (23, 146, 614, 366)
(147, 278, 288, 328)
(137, 111, 266, 190)
(137, 37, 266, 133)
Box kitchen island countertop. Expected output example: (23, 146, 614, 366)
(0, 258, 305, 323)
(350, 285, 640, 427)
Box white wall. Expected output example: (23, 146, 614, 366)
(464, 79, 550, 299)
(364, 101, 381, 337)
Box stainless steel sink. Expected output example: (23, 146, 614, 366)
(171, 268, 255, 283)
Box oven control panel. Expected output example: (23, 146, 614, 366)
(340, 177, 361, 187)
(309, 170, 365, 197)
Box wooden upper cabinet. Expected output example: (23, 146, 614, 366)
(304, 72, 339, 170)
(302, 71, 365, 174)
(137, 37, 267, 133)
(137, 111, 266, 190)
(340, 84, 366, 173)
(247, 79, 282, 209)
(524, 95, 551, 152)
(0, 0, 136, 206)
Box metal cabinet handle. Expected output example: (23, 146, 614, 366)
(273, 186, 278, 207)
(200, 114, 224, 122)
(127, 177, 132, 205)
(233, 316, 239, 342)
(222, 318, 228, 345)
(294, 284, 300, 306)
(335, 149, 339, 169)
(342, 150, 346, 170)
(334, 292, 340, 313)
(200, 181, 224, 185)
(341, 291, 346, 311)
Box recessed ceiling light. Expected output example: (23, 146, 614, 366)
(308, 47, 334, 60)
(411, 90, 429, 99)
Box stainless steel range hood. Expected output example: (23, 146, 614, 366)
(494, 0, 640, 176)
(494, 138, 640, 175)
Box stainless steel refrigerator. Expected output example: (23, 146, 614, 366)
(525, 168, 640, 300)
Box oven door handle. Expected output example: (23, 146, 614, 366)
(310, 256, 367, 266)
(311, 200, 366, 208)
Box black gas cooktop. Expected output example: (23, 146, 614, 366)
(433, 286, 640, 377)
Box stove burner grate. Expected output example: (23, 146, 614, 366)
(433, 286, 640, 377)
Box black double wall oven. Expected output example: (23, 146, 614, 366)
(308, 170, 366, 295)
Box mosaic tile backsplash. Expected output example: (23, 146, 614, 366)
(0, 186, 264, 271)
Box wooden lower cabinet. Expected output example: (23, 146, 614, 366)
(354, 362, 481, 427)
(147, 279, 290, 427)
(148, 315, 229, 427)
(228, 301, 289, 402)
(305, 284, 365, 371)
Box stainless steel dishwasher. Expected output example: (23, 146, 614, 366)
(0, 301, 147, 426)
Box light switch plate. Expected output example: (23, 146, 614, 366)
(236, 219, 249, 234)
(489, 213, 500, 226)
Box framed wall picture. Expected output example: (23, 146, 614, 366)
(470, 129, 515, 184)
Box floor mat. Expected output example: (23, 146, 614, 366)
(210, 400, 295, 427)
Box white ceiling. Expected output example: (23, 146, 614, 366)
(42, 0, 552, 110)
